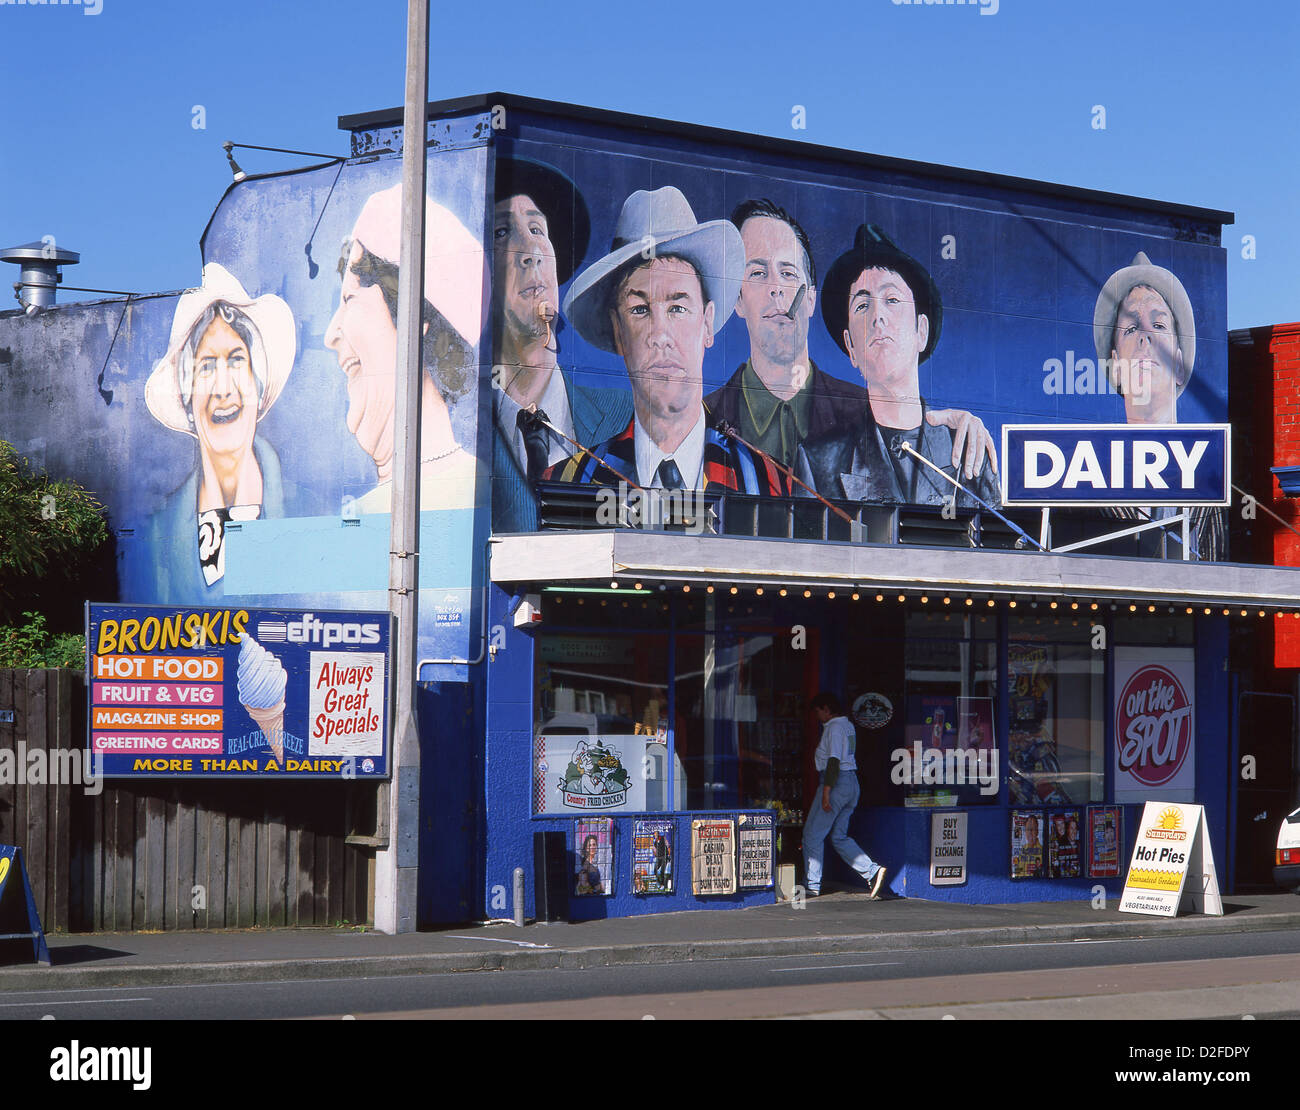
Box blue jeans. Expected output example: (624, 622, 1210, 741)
(802, 774, 880, 893)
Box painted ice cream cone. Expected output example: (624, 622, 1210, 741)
(237, 634, 289, 764)
(247, 701, 286, 762)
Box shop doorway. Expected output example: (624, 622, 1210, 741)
(1234, 691, 1296, 890)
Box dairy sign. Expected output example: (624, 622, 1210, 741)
(1113, 647, 1195, 803)
(87, 604, 391, 778)
(1000, 424, 1229, 507)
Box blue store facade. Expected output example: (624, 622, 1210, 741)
(2, 92, 1291, 927)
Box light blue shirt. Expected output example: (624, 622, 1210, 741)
(815, 715, 857, 772)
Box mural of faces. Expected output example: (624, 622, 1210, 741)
(189, 312, 260, 480)
(325, 241, 398, 471)
(1111, 284, 1184, 424)
(844, 266, 929, 395)
(609, 256, 715, 427)
(733, 215, 816, 368)
(493, 193, 560, 347)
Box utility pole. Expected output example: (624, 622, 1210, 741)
(374, 0, 428, 935)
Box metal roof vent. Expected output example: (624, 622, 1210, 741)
(0, 240, 81, 315)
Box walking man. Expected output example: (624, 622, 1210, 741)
(803, 691, 887, 898)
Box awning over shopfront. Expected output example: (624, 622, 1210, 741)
(491, 531, 1300, 611)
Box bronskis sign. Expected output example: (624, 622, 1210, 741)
(86, 603, 391, 779)
(1000, 424, 1229, 507)
(1113, 647, 1195, 803)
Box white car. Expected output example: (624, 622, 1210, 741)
(1275, 807, 1300, 890)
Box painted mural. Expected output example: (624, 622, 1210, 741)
(0, 106, 1231, 670)
(103, 141, 491, 675)
(487, 136, 1228, 559)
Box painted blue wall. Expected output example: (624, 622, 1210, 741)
(483, 584, 777, 920)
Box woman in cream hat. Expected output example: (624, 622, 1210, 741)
(141, 262, 297, 600)
(324, 184, 485, 513)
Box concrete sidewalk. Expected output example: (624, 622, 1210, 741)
(2, 891, 1298, 990)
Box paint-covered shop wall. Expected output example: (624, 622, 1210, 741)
(0, 112, 494, 684)
(423, 102, 1232, 553)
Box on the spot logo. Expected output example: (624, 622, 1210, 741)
(1116, 664, 1192, 788)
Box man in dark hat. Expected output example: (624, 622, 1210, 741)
(706, 199, 993, 478)
(797, 224, 999, 507)
(491, 156, 633, 532)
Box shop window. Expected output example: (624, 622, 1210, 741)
(675, 625, 818, 817)
(1007, 637, 1104, 805)
(905, 611, 998, 639)
(1008, 614, 1093, 643)
(532, 631, 680, 814)
(1112, 613, 1194, 645)
(903, 633, 999, 806)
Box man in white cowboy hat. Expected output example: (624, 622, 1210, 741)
(547, 186, 785, 497)
(140, 261, 297, 602)
(490, 157, 632, 532)
(1093, 250, 1195, 425)
(325, 184, 487, 514)
(1093, 251, 1223, 559)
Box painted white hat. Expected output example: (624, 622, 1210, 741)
(562, 186, 742, 353)
(145, 262, 296, 436)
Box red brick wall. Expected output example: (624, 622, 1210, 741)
(1262, 323, 1300, 666)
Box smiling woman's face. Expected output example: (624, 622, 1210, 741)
(191, 314, 258, 465)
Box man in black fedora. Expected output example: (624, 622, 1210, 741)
(491, 156, 632, 532)
(797, 224, 999, 507)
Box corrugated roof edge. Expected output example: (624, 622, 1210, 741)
(338, 91, 1234, 228)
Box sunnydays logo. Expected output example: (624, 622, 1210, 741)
(1116, 665, 1192, 787)
(1146, 806, 1188, 841)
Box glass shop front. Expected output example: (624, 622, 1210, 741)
(526, 584, 1215, 905)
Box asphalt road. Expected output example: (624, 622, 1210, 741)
(6, 928, 1300, 1020)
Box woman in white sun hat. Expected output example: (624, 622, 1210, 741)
(141, 261, 297, 601)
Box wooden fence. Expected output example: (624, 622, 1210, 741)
(1, 668, 371, 932)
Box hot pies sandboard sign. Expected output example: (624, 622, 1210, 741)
(1118, 801, 1222, 917)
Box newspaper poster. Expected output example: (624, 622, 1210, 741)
(632, 819, 674, 895)
(691, 819, 736, 895)
(574, 817, 614, 896)
(1010, 810, 1044, 879)
(1088, 805, 1123, 878)
(737, 813, 774, 890)
(1048, 809, 1083, 878)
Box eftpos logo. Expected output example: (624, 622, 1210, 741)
(284, 612, 382, 648)
(1000, 424, 1230, 507)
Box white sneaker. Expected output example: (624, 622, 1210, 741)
(868, 867, 887, 899)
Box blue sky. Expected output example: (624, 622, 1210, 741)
(0, 0, 1294, 329)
